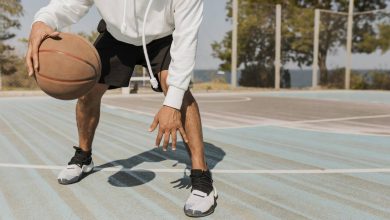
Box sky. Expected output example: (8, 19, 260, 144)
(8, 0, 231, 70)
(6, 0, 390, 70)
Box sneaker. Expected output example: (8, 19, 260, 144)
(184, 170, 218, 217)
(57, 146, 94, 185)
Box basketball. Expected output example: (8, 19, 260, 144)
(35, 32, 101, 100)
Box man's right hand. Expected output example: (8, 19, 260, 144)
(26, 21, 60, 76)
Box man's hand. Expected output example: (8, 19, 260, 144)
(26, 21, 60, 76)
(149, 105, 189, 151)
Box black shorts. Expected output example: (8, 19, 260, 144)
(93, 28, 172, 92)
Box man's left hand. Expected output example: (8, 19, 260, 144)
(149, 106, 189, 151)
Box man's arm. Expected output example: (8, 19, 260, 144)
(149, 0, 203, 150)
(26, 0, 93, 75)
(163, 0, 204, 110)
(34, 0, 94, 30)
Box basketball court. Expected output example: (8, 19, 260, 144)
(0, 90, 389, 219)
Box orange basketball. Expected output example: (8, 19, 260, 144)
(36, 33, 101, 100)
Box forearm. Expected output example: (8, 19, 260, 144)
(34, 0, 93, 30)
(164, 0, 203, 110)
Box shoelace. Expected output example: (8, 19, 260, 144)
(68, 146, 91, 167)
(190, 170, 213, 195)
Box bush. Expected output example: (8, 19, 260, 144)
(2, 57, 39, 90)
(239, 65, 274, 87)
(326, 68, 390, 90)
(370, 71, 390, 90)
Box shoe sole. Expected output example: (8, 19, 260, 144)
(58, 166, 94, 185)
(184, 195, 218, 218)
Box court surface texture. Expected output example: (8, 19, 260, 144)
(0, 90, 389, 219)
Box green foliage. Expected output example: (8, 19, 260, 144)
(370, 71, 390, 90)
(213, 0, 390, 87)
(239, 64, 275, 87)
(2, 56, 38, 90)
(0, 0, 23, 78)
(213, 2, 280, 87)
(325, 68, 390, 90)
(0, 0, 23, 40)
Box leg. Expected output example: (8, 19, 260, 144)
(158, 71, 206, 170)
(58, 83, 108, 185)
(158, 71, 217, 217)
(76, 83, 109, 152)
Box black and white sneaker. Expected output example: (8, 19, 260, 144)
(57, 146, 94, 185)
(184, 170, 218, 217)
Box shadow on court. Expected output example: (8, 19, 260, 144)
(93, 142, 225, 189)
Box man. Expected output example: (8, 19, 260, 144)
(26, 0, 217, 217)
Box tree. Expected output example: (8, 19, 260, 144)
(213, 0, 285, 87)
(288, 0, 390, 85)
(213, 0, 390, 87)
(0, 0, 23, 76)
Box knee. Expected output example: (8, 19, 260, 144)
(78, 93, 101, 106)
(78, 84, 107, 106)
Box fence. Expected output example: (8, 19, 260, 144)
(229, 1, 390, 89)
(1, 1, 390, 91)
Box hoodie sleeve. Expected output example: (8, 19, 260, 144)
(163, 0, 204, 110)
(33, 0, 93, 30)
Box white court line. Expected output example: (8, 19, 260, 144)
(102, 103, 390, 135)
(0, 163, 389, 174)
(215, 114, 390, 130)
(141, 97, 252, 103)
(103, 104, 155, 117)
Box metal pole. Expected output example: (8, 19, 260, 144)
(345, 0, 354, 90)
(231, 0, 238, 88)
(142, 67, 146, 87)
(312, 9, 320, 88)
(0, 69, 2, 91)
(275, 4, 282, 90)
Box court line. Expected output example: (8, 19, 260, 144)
(213, 114, 390, 130)
(141, 97, 252, 103)
(0, 163, 389, 174)
(102, 104, 390, 136)
(102, 104, 155, 117)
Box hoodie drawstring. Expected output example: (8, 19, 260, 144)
(121, 0, 127, 33)
(142, 0, 159, 89)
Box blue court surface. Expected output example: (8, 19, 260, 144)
(0, 90, 389, 219)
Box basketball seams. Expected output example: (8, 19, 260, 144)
(65, 33, 102, 77)
(39, 49, 97, 76)
(36, 32, 101, 100)
(35, 73, 95, 84)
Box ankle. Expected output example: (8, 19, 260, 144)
(191, 159, 207, 170)
(75, 146, 92, 157)
(190, 169, 213, 195)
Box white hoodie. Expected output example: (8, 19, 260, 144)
(34, 0, 204, 110)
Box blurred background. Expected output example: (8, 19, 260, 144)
(1, 0, 390, 92)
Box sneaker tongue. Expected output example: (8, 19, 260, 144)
(191, 190, 207, 197)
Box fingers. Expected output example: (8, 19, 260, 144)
(149, 116, 159, 132)
(179, 126, 189, 143)
(162, 130, 170, 151)
(172, 129, 177, 151)
(155, 129, 163, 147)
(31, 38, 41, 73)
(26, 22, 60, 76)
(49, 31, 60, 38)
(26, 44, 34, 76)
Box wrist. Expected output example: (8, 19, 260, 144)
(163, 86, 186, 110)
